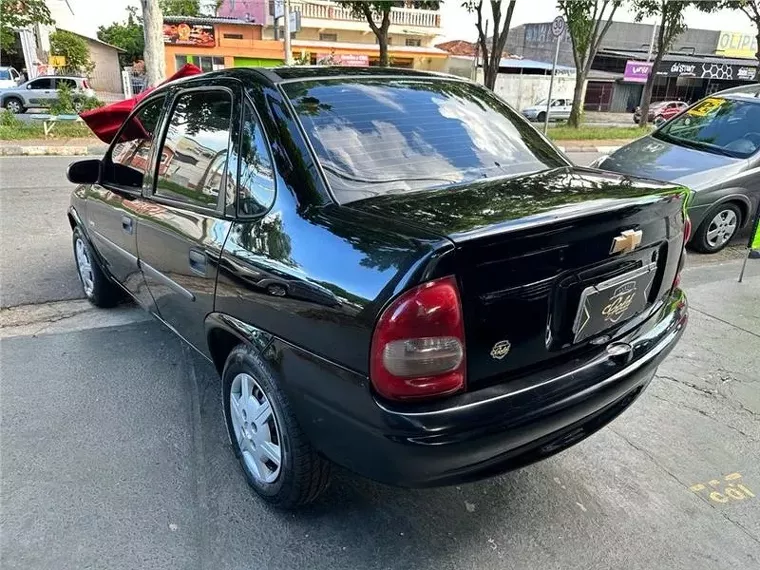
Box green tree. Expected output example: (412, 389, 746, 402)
(558, 0, 622, 127)
(159, 0, 201, 16)
(633, 0, 690, 128)
(50, 30, 94, 74)
(0, 0, 55, 54)
(97, 7, 145, 65)
(463, 1, 517, 91)
(337, 2, 439, 67)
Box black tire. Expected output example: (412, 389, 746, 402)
(72, 227, 122, 307)
(537, 111, 547, 123)
(4, 97, 24, 114)
(222, 344, 331, 508)
(689, 203, 742, 254)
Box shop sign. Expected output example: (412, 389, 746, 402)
(163, 23, 215, 47)
(316, 53, 369, 66)
(715, 31, 757, 59)
(656, 59, 758, 81)
(624, 60, 652, 83)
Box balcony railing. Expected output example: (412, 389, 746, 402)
(295, 1, 441, 29)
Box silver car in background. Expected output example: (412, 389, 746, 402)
(0, 75, 95, 113)
(521, 98, 572, 122)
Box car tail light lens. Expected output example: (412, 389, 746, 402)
(83, 80, 90, 89)
(674, 215, 691, 288)
(370, 276, 465, 400)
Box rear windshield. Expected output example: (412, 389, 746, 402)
(283, 78, 565, 202)
(654, 96, 760, 159)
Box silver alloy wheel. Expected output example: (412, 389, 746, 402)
(5, 99, 21, 114)
(74, 238, 95, 296)
(230, 372, 282, 484)
(705, 208, 738, 249)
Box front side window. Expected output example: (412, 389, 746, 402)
(655, 96, 760, 159)
(110, 95, 167, 187)
(29, 78, 54, 89)
(283, 78, 566, 202)
(155, 90, 233, 209)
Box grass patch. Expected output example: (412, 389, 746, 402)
(546, 125, 652, 141)
(0, 122, 96, 140)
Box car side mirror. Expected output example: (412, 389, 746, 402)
(67, 159, 101, 184)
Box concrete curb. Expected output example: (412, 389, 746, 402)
(0, 145, 106, 156)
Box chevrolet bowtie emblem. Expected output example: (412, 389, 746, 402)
(610, 229, 643, 255)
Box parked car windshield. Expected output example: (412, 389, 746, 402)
(283, 78, 566, 202)
(654, 96, 760, 159)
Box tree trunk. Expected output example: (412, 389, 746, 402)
(483, 61, 496, 90)
(638, 53, 662, 127)
(378, 36, 389, 67)
(567, 71, 587, 128)
(141, 0, 165, 87)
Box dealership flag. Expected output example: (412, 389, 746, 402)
(80, 64, 202, 143)
(739, 201, 760, 283)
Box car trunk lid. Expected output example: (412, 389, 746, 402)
(348, 167, 689, 388)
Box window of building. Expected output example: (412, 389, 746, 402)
(319, 32, 338, 42)
(405, 38, 422, 47)
(110, 95, 167, 188)
(230, 104, 275, 216)
(174, 55, 225, 72)
(224, 33, 244, 39)
(155, 90, 233, 209)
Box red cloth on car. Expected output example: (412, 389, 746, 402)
(80, 64, 202, 143)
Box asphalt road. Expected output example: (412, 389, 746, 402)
(1, 155, 759, 570)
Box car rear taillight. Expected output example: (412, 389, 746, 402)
(370, 276, 465, 400)
(674, 215, 691, 288)
(82, 80, 90, 89)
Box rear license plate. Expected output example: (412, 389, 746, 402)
(572, 263, 657, 343)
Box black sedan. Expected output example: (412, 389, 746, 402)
(596, 84, 760, 253)
(67, 67, 689, 508)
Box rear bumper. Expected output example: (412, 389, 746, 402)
(298, 288, 687, 487)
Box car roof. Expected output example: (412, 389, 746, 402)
(160, 66, 458, 92)
(713, 83, 760, 99)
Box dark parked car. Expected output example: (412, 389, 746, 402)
(595, 84, 760, 253)
(67, 67, 689, 508)
(633, 100, 688, 125)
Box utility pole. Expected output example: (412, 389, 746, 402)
(141, 0, 166, 87)
(283, 0, 293, 65)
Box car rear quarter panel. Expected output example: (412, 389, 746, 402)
(213, 181, 449, 376)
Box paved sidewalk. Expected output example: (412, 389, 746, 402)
(0, 138, 107, 156)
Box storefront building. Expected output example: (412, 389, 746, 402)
(163, 16, 284, 75)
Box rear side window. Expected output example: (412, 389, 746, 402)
(155, 90, 233, 209)
(57, 78, 77, 89)
(283, 78, 565, 202)
(231, 104, 275, 216)
(110, 95, 167, 188)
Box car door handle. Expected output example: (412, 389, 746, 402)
(189, 249, 207, 275)
(122, 216, 134, 234)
